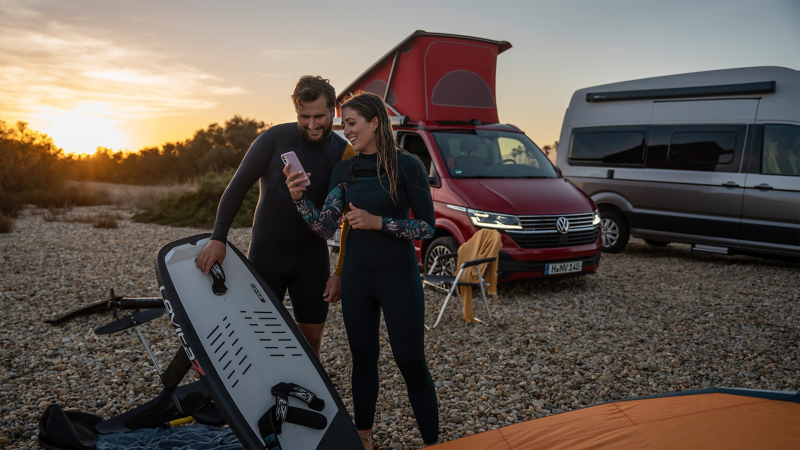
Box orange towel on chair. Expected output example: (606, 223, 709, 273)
(456, 229, 502, 323)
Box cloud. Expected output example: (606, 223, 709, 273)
(0, 3, 243, 122)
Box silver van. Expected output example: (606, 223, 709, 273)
(556, 66, 799, 257)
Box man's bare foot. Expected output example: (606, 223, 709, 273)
(357, 429, 372, 450)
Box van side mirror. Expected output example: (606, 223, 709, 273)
(428, 165, 441, 188)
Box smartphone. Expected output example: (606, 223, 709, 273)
(280, 151, 310, 187)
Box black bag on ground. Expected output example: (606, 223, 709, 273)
(38, 404, 102, 450)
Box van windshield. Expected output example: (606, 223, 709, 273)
(431, 130, 558, 179)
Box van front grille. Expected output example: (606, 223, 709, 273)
(508, 212, 598, 249)
(518, 212, 595, 231)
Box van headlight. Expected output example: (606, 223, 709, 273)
(467, 209, 522, 230)
(593, 209, 601, 226)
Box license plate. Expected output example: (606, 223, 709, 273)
(545, 261, 582, 275)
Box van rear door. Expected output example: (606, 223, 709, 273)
(635, 99, 757, 245)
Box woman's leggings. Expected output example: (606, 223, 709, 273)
(341, 252, 439, 444)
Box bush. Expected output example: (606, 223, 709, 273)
(0, 189, 23, 218)
(0, 213, 13, 233)
(132, 170, 258, 228)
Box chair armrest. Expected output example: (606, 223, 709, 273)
(460, 257, 496, 269)
(433, 252, 458, 262)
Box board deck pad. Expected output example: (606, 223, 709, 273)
(156, 234, 360, 450)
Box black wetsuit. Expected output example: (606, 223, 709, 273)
(211, 123, 349, 324)
(294, 151, 440, 443)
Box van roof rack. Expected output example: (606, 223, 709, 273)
(585, 80, 776, 103)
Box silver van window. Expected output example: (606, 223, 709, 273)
(646, 125, 747, 173)
(568, 128, 646, 166)
(762, 125, 800, 177)
(668, 131, 737, 167)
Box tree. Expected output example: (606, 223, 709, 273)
(0, 121, 64, 192)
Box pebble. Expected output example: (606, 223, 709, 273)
(0, 205, 797, 449)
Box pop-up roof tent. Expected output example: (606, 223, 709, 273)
(431, 387, 799, 449)
(336, 30, 512, 124)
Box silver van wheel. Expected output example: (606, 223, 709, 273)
(599, 211, 630, 253)
(601, 218, 619, 248)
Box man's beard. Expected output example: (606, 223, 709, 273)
(298, 122, 332, 143)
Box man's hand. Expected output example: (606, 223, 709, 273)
(196, 239, 226, 274)
(323, 274, 342, 303)
(343, 202, 382, 230)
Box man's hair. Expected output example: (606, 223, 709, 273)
(291, 76, 336, 112)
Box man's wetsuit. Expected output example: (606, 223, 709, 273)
(211, 123, 352, 324)
(293, 151, 439, 444)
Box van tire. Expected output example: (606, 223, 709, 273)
(600, 211, 629, 253)
(424, 237, 459, 277)
(644, 239, 670, 247)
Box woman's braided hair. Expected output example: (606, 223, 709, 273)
(341, 91, 407, 202)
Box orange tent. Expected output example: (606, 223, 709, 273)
(431, 388, 799, 449)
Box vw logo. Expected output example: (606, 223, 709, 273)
(556, 217, 570, 234)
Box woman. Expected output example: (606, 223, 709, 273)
(283, 92, 439, 448)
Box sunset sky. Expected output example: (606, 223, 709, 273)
(1, 0, 797, 155)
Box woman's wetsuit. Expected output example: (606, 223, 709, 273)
(293, 151, 439, 443)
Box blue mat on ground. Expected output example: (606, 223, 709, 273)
(94, 425, 245, 450)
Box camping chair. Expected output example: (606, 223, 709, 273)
(421, 252, 496, 329)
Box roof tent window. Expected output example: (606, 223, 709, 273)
(431, 70, 494, 108)
(363, 80, 397, 105)
(569, 128, 647, 166)
(668, 132, 736, 171)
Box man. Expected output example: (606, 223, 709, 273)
(195, 76, 353, 358)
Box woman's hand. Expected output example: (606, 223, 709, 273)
(343, 202, 382, 230)
(283, 165, 310, 200)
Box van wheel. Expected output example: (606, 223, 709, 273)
(600, 211, 629, 253)
(425, 237, 458, 277)
(644, 239, 670, 247)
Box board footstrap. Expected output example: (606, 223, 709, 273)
(272, 382, 325, 411)
(257, 383, 329, 448)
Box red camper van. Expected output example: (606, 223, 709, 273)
(335, 31, 601, 281)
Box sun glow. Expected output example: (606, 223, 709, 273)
(34, 106, 126, 155)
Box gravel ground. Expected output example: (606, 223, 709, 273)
(1, 206, 798, 449)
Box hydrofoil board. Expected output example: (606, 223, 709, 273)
(156, 234, 360, 450)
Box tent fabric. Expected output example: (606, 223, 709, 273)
(336, 30, 511, 124)
(431, 391, 800, 449)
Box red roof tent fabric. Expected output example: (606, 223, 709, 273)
(336, 30, 512, 124)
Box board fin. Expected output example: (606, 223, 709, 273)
(93, 308, 165, 335)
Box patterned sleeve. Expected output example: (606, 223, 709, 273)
(380, 153, 435, 240)
(293, 183, 346, 240)
(381, 217, 434, 240)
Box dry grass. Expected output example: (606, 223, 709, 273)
(68, 180, 197, 210)
(0, 213, 13, 233)
(42, 205, 125, 229)
(91, 211, 121, 229)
